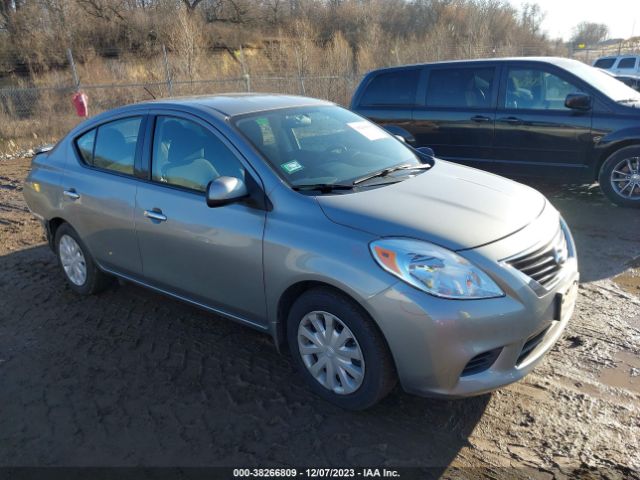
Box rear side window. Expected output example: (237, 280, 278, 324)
(78, 117, 142, 175)
(359, 69, 420, 106)
(594, 58, 615, 69)
(75, 129, 95, 164)
(618, 57, 637, 69)
(426, 67, 495, 108)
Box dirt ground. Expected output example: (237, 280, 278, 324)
(0, 154, 638, 478)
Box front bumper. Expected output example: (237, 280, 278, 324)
(365, 208, 579, 398)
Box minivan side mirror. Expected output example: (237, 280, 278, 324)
(565, 93, 592, 111)
(206, 176, 248, 207)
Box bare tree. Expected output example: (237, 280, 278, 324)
(571, 21, 609, 46)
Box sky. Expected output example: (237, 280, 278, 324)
(509, 0, 639, 41)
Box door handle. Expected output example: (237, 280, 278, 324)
(144, 209, 167, 222)
(471, 115, 491, 123)
(63, 189, 80, 200)
(498, 116, 523, 125)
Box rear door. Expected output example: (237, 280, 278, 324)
(411, 64, 499, 169)
(63, 114, 146, 277)
(492, 62, 593, 179)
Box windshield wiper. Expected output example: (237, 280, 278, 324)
(353, 163, 431, 185)
(292, 183, 355, 193)
(618, 98, 640, 103)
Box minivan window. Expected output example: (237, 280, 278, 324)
(360, 69, 420, 106)
(505, 68, 583, 110)
(426, 67, 495, 108)
(152, 116, 244, 192)
(92, 117, 143, 175)
(618, 57, 637, 69)
(594, 58, 615, 69)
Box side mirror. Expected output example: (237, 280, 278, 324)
(416, 146, 435, 157)
(206, 176, 248, 208)
(565, 93, 591, 111)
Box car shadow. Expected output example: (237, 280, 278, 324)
(525, 181, 640, 283)
(0, 245, 488, 471)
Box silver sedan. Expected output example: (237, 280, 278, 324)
(23, 94, 578, 409)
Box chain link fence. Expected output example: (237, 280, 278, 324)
(0, 40, 637, 143)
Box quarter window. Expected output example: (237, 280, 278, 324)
(505, 68, 584, 110)
(75, 129, 95, 164)
(426, 67, 495, 108)
(360, 69, 420, 106)
(594, 58, 615, 69)
(152, 116, 244, 192)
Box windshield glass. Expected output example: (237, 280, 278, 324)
(565, 60, 640, 102)
(234, 105, 421, 188)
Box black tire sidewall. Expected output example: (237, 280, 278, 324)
(599, 146, 640, 208)
(286, 288, 396, 410)
(54, 223, 101, 295)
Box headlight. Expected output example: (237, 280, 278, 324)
(370, 238, 504, 299)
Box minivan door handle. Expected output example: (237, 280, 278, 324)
(143, 209, 167, 222)
(498, 116, 523, 125)
(470, 115, 491, 123)
(63, 189, 80, 200)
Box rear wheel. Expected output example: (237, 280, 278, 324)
(599, 146, 640, 208)
(287, 288, 396, 410)
(54, 223, 112, 295)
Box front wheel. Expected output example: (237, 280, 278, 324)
(599, 146, 640, 208)
(287, 288, 397, 410)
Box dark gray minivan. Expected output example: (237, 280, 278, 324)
(351, 57, 640, 208)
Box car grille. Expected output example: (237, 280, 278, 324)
(507, 224, 568, 288)
(461, 348, 502, 377)
(516, 326, 551, 366)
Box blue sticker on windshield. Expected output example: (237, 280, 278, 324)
(281, 160, 304, 174)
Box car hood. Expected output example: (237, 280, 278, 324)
(316, 160, 546, 251)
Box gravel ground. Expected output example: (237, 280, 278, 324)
(0, 154, 638, 478)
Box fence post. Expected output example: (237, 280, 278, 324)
(239, 45, 251, 92)
(66, 48, 80, 91)
(162, 44, 173, 97)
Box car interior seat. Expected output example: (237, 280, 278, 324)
(162, 124, 219, 191)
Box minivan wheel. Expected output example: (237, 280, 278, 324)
(287, 288, 397, 410)
(599, 146, 640, 208)
(54, 223, 112, 295)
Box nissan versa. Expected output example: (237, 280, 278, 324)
(24, 94, 579, 409)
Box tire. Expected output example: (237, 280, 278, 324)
(598, 146, 640, 208)
(287, 288, 397, 410)
(54, 223, 112, 295)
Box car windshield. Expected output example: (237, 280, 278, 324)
(564, 59, 640, 102)
(234, 105, 422, 189)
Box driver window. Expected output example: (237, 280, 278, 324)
(152, 116, 244, 192)
(505, 68, 583, 110)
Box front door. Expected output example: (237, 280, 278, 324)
(493, 64, 593, 179)
(134, 114, 267, 327)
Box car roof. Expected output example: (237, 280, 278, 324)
(366, 56, 588, 73)
(133, 93, 334, 118)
